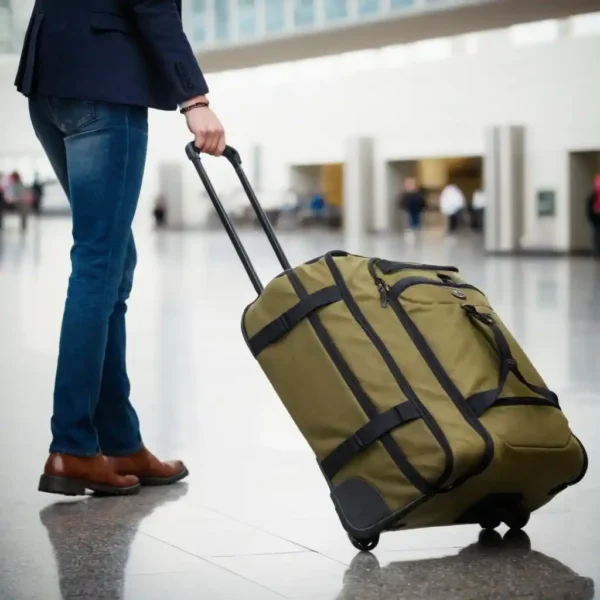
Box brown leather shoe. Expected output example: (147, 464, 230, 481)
(39, 453, 140, 497)
(107, 448, 189, 486)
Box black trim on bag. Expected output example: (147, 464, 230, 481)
(386, 294, 496, 490)
(283, 268, 433, 495)
(326, 254, 455, 491)
(320, 401, 421, 480)
(389, 277, 484, 298)
(469, 396, 561, 416)
(548, 434, 589, 496)
(247, 286, 342, 356)
(374, 258, 459, 275)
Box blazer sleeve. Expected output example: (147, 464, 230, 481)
(126, 0, 209, 104)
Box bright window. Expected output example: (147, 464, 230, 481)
(265, 0, 286, 33)
(238, 0, 257, 38)
(324, 0, 348, 22)
(294, 0, 315, 28)
(215, 0, 230, 40)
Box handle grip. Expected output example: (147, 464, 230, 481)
(185, 142, 241, 166)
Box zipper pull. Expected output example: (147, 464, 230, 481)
(377, 280, 389, 308)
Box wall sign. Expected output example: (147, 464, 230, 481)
(537, 190, 556, 218)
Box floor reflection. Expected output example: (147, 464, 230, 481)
(337, 531, 595, 600)
(40, 485, 188, 600)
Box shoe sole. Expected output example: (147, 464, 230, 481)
(38, 474, 141, 497)
(138, 467, 190, 487)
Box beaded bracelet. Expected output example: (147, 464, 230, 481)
(179, 101, 209, 114)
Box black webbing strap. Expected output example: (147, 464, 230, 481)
(462, 305, 559, 417)
(320, 401, 421, 481)
(248, 286, 342, 356)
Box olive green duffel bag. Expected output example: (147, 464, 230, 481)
(188, 144, 588, 553)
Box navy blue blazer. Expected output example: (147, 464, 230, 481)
(15, 0, 209, 111)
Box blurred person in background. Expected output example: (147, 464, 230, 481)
(152, 195, 168, 229)
(398, 177, 426, 239)
(471, 188, 485, 232)
(31, 174, 45, 214)
(587, 175, 600, 257)
(440, 183, 466, 235)
(15, 0, 226, 497)
(4, 171, 29, 232)
(0, 172, 5, 229)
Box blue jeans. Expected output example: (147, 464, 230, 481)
(407, 211, 422, 230)
(29, 97, 148, 457)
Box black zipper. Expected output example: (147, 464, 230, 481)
(283, 267, 433, 495)
(368, 259, 392, 308)
(326, 255, 454, 491)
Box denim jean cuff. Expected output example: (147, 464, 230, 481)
(99, 441, 144, 457)
(48, 445, 99, 457)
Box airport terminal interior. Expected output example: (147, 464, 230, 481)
(1, 1, 600, 599)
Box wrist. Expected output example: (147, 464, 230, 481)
(179, 95, 208, 109)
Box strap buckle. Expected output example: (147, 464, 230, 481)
(275, 315, 291, 336)
(351, 433, 364, 452)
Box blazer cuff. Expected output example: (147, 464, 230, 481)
(172, 60, 209, 105)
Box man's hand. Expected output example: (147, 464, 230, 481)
(182, 97, 225, 156)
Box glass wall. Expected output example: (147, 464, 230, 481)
(391, 0, 415, 10)
(0, 0, 13, 53)
(215, 0, 231, 41)
(294, 0, 315, 28)
(265, 0, 286, 33)
(357, 0, 380, 17)
(190, 0, 209, 44)
(186, 0, 498, 49)
(324, 0, 348, 22)
(238, 0, 258, 38)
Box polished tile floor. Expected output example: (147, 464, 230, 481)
(0, 219, 598, 600)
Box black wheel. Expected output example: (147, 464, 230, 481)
(478, 528, 503, 547)
(503, 510, 530, 531)
(479, 514, 501, 530)
(348, 533, 380, 552)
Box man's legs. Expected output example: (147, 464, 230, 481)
(95, 232, 143, 456)
(30, 97, 148, 456)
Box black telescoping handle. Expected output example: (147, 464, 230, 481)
(185, 142, 292, 295)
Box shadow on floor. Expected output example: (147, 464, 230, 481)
(337, 530, 595, 600)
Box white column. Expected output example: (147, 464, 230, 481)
(484, 126, 500, 252)
(229, 0, 239, 41)
(348, 0, 358, 20)
(315, 0, 325, 28)
(206, 0, 216, 43)
(484, 125, 525, 253)
(343, 136, 375, 245)
(255, 0, 266, 36)
(498, 126, 525, 252)
(284, 0, 294, 30)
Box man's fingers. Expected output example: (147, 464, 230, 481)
(204, 130, 219, 156)
(216, 133, 226, 156)
(195, 133, 206, 152)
